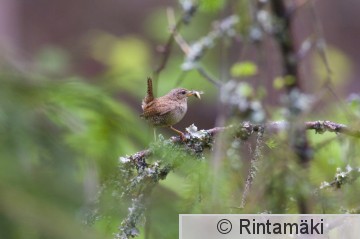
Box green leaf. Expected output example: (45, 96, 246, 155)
(272, 75, 295, 89)
(230, 61, 258, 77)
(199, 0, 226, 12)
(236, 82, 253, 97)
(265, 139, 278, 149)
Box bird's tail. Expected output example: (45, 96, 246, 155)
(141, 77, 154, 110)
(146, 77, 154, 102)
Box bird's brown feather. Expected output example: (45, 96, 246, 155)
(142, 98, 175, 118)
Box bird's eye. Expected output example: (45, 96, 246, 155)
(181, 90, 186, 95)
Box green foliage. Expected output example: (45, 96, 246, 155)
(0, 74, 96, 239)
(236, 82, 254, 97)
(199, 0, 226, 12)
(35, 46, 71, 75)
(0, 51, 146, 238)
(265, 138, 278, 149)
(273, 75, 296, 90)
(230, 61, 258, 78)
(89, 33, 151, 96)
(312, 45, 352, 88)
(46, 80, 143, 160)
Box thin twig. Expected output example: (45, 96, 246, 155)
(309, 1, 332, 80)
(152, 3, 197, 93)
(153, 19, 183, 78)
(308, 1, 353, 119)
(167, 8, 191, 55)
(197, 66, 222, 87)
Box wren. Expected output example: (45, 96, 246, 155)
(140, 78, 202, 140)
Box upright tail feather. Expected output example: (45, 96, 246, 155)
(142, 77, 154, 110)
(146, 77, 154, 102)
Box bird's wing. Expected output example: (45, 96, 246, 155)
(141, 99, 175, 118)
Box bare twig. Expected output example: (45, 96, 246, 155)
(308, 1, 353, 119)
(167, 8, 190, 54)
(309, 1, 332, 80)
(197, 66, 222, 87)
(152, 2, 198, 90)
(153, 19, 183, 79)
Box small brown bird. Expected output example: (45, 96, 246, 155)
(141, 78, 202, 140)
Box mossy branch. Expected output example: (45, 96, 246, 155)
(116, 120, 360, 238)
(122, 120, 360, 166)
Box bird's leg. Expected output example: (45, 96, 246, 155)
(169, 126, 186, 141)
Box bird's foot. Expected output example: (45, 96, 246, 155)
(169, 126, 187, 142)
(179, 132, 186, 142)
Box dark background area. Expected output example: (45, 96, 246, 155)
(1, 0, 359, 132)
(0, 1, 358, 81)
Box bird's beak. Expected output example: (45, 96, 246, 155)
(187, 90, 203, 99)
(186, 91, 194, 97)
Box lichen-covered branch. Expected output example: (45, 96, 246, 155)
(177, 15, 238, 86)
(305, 121, 360, 137)
(240, 125, 264, 208)
(320, 166, 360, 190)
(116, 120, 359, 238)
(121, 120, 360, 166)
